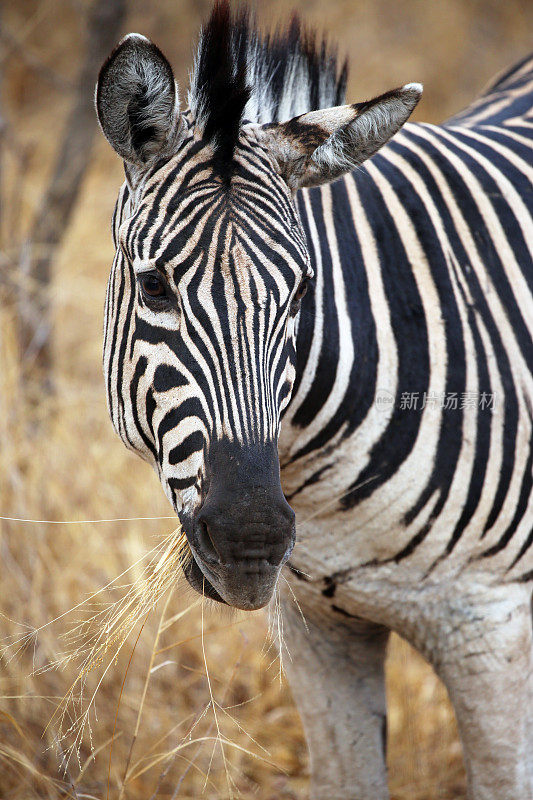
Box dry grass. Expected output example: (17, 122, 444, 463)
(3, 0, 532, 797)
(0, 374, 466, 800)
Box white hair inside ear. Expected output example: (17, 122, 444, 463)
(95, 33, 183, 185)
(257, 83, 423, 189)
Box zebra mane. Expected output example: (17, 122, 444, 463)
(188, 1, 348, 180)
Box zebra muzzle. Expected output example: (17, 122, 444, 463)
(182, 438, 296, 610)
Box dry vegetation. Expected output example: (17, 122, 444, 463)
(1, 1, 532, 798)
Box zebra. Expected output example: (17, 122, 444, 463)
(95, 3, 532, 798)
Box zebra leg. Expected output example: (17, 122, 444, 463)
(281, 598, 390, 800)
(423, 584, 533, 800)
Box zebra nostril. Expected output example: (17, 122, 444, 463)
(197, 520, 220, 564)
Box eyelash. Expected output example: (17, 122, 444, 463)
(290, 277, 310, 316)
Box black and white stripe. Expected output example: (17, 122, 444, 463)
(281, 60, 532, 585)
(98, 5, 532, 579)
(97, 5, 532, 795)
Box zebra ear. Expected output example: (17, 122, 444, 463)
(260, 84, 422, 189)
(96, 34, 181, 180)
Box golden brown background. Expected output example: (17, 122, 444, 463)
(1, 1, 532, 798)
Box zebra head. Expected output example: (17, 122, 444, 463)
(96, 3, 421, 610)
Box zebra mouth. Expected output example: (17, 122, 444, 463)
(183, 553, 227, 604)
(183, 539, 282, 611)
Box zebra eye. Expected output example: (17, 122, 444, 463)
(290, 277, 309, 316)
(140, 272, 167, 300)
(294, 278, 308, 302)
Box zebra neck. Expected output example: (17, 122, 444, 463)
(280, 168, 422, 488)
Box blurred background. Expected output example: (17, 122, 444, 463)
(1, 1, 531, 798)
